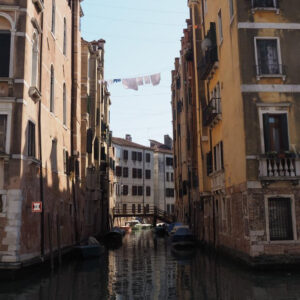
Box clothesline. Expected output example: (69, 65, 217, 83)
(100, 73, 161, 91)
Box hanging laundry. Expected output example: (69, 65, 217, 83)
(150, 73, 161, 86)
(113, 79, 121, 83)
(144, 76, 151, 84)
(122, 78, 138, 91)
(136, 77, 144, 86)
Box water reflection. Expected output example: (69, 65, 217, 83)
(0, 230, 300, 300)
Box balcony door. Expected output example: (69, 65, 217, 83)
(263, 113, 289, 153)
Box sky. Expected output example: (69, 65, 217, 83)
(81, 0, 189, 146)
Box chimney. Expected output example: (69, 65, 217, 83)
(125, 134, 132, 142)
(164, 135, 173, 150)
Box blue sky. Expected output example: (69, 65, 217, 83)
(81, 0, 189, 146)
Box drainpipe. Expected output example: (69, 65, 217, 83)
(189, 0, 204, 193)
(71, 0, 79, 243)
(38, 9, 45, 259)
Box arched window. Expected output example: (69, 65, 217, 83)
(50, 65, 54, 112)
(0, 14, 13, 78)
(51, 0, 55, 34)
(63, 83, 66, 125)
(63, 18, 67, 55)
(31, 32, 39, 87)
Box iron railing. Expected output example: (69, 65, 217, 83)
(256, 63, 284, 77)
(203, 97, 221, 126)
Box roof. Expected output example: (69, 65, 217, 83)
(149, 139, 173, 154)
(112, 137, 152, 151)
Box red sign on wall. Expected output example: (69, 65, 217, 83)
(32, 202, 42, 213)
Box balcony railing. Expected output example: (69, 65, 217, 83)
(252, 0, 279, 9)
(199, 46, 218, 80)
(203, 97, 222, 126)
(259, 155, 300, 179)
(256, 63, 285, 78)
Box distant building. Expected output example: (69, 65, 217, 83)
(150, 135, 176, 215)
(112, 135, 154, 216)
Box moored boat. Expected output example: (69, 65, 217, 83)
(171, 227, 196, 250)
(104, 227, 124, 248)
(153, 223, 167, 236)
(75, 236, 105, 259)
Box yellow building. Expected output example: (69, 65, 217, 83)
(172, 0, 300, 266)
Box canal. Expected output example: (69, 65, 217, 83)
(1, 230, 300, 299)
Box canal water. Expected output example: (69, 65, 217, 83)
(1, 230, 300, 299)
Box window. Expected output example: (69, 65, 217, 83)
(166, 172, 169, 182)
(167, 204, 170, 213)
(0, 115, 7, 153)
(132, 186, 137, 196)
(138, 168, 142, 179)
(137, 152, 142, 161)
(252, 0, 278, 8)
(263, 114, 289, 153)
(123, 150, 128, 160)
(138, 186, 143, 196)
(0, 31, 11, 77)
(51, 0, 56, 34)
(31, 33, 39, 87)
(63, 18, 67, 55)
(28, 121, 36, 157)
(146, 186, 151, 196)
(218, 10, 223, 43)
(51, 139, 57, 171)
(63, 84, 66, 125)
(268, 197, 293, 241)
(146, 153, 150, 163)
(206, 151, 213, 175)
(123, 185, 128, 196)
(132, 204, 136, 213)
(50, 65, 55, 112)
(116, 166, 122, 177)
(213, 141, 224, 172)
(132, 168, 137, 178)
(132, 151, 137, 161)
(229, 0, 234, 20)
(166, 157, 173, 166)
(255, 38, 282, 76)
(171, 173, 174, 182)
(63, 149, 69, 174)
(138, 204, 141, 213)
(145, 169, 151, 179)
(94, 137, 99, 161)
(123, 167, 128, 178)
(166, 188, 174, 197)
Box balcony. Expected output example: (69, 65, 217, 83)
(211, 171, 225, 192)
(199, 23, 218, 80)
(256, 63, 285, 80)
(251, 0, 279, 12)
(259, 154, 300, 183)
(203, 97, 222, 127)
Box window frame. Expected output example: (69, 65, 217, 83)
(258, 106, 290, 154)
(264, 194, 297, 242)
(254, 36, 285, 80)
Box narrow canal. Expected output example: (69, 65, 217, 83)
(1, 230, 300, 299)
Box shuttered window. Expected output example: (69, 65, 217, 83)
(0, 32, 10, 77)
(28, 121, 36, 157)
(269, 197, 293, 241)
(263, 113, 289, 153)
(0, 115, 7, 152)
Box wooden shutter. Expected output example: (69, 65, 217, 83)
(280, 114, 289, 151)
(263, 114, 270, 152)
(0, 33, 10, 77)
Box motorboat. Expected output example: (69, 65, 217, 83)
(103, 227, 124, 247)
(170, 227, 196, 250)
(153, 223, 167, 236)
(75, 236, 105, 259)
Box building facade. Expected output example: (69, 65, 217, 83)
(0, 0, 111, 269)
(112, 135, 154, 216)
(150, 136, 176, 215)
(81, 38, 112, 237)
(172, 0, 300, 265)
